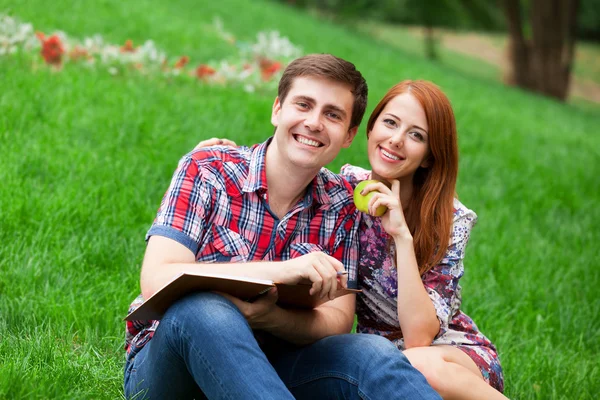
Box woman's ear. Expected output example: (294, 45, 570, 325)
(420, 157, 431, 169)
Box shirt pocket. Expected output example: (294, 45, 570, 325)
(289, 242, 328, 258)
(211, 225, 251, 262)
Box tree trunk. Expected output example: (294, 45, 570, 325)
(424, 25, 438, 61)
(502, 0, 579, 101)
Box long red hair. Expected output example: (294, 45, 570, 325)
(367, 80, 458, 275)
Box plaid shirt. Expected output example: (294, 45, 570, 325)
(125, 138, 360, 357)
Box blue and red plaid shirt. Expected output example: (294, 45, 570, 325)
(125, 138, 360, 357)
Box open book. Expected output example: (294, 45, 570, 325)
(125, 271, 360, 321)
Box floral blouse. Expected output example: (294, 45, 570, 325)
(341, 164, 504, 391)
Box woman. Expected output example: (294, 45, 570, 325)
(195, 80, 506, 399)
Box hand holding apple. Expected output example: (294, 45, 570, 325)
(353, 180, 388, 217)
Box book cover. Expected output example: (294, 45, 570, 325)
(125, 271, 359, 321)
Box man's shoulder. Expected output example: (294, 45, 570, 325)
(188, 145, 251, 165)
(339, 164, 370, 188)
(185, 145, 251, 194)
(317, 167, 355, 210)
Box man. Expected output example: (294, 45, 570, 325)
(124, 54, 440, 399)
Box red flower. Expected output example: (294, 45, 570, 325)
(195, 64, 216, 80)
(120, 39, 136, 53)
(259, 58, 282, 81)
(174, 56, 189, 69)
(36, 32, 65, 66)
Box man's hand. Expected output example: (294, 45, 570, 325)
(277, 252, 348, 300)
(216, 288, 279, 330)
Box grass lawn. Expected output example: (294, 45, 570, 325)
(1, 0, 599, 398)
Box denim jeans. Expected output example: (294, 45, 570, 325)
(124, 292, 440, 400)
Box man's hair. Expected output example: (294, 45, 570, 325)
(278, 54, 368, 129)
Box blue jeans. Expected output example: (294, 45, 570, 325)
(124, 292, 440, 400)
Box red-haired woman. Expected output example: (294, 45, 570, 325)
(195, 80, 506, 399)
(340, 80, 507, 399)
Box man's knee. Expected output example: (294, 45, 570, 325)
(162, 292, 246, 333)
(349, 334, 406, 361)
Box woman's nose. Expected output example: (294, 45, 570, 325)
(388, 131, 405, 148)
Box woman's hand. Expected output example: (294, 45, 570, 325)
(362, 180, 412, 241)
(194, 137, 237, 151)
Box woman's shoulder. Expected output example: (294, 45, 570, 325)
(340, 164, 371, 187)
(452, 198, 478, 228)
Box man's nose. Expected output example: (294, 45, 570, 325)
(304, 111, 323, 131)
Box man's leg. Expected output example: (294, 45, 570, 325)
(124, 292, 295, 400)
(267, 333, 442, 400)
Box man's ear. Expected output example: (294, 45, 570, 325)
(271, 97, 281, 127)
(342, 126, 359, 148)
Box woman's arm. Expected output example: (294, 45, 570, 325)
(194, 137, 237, 150)
(393, 236, 440, 348)
(361, 180, 439, 348)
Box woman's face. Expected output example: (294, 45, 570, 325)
(367, 93, 430, 185)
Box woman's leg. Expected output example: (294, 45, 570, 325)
(403, 346, 508, 400)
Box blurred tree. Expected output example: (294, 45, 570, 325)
(578, 0, 600, 41)
(502, 0, 579, 101)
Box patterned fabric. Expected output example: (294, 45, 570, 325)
(341, 164, 504, 393)
(125, 138, 360, 358)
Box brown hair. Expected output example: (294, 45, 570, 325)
(278, 54, 368, 129)
(367, 80, 458, 275)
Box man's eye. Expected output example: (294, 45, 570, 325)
(297, 102, 309, 109)
(327, 112, 340, 120)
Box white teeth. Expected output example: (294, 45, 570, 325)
(381, 148, 400, 161)
(296, 136, 321, 147)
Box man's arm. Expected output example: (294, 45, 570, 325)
(140, 236, 349, 307)
(220, 289, 356, 345)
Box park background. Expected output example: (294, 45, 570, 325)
(1, 0, 599, 398)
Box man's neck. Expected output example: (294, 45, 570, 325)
(265, 146, 319, 219)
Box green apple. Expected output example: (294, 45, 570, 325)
(353, 180, 388, 216)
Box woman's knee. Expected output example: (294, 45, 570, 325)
(404, 348, 451, 396)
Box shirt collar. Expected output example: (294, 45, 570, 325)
(243, 136, 332, 206)
(243, 137, 270, 194)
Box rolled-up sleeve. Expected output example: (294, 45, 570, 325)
(146, 154, 212, 255)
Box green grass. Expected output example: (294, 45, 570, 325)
(1, 0, 599, 398)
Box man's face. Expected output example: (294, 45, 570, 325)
(271, 76, 357, 172)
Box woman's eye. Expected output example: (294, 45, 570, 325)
(383, 119, 397, 127)
(411, 131, 424, 141)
